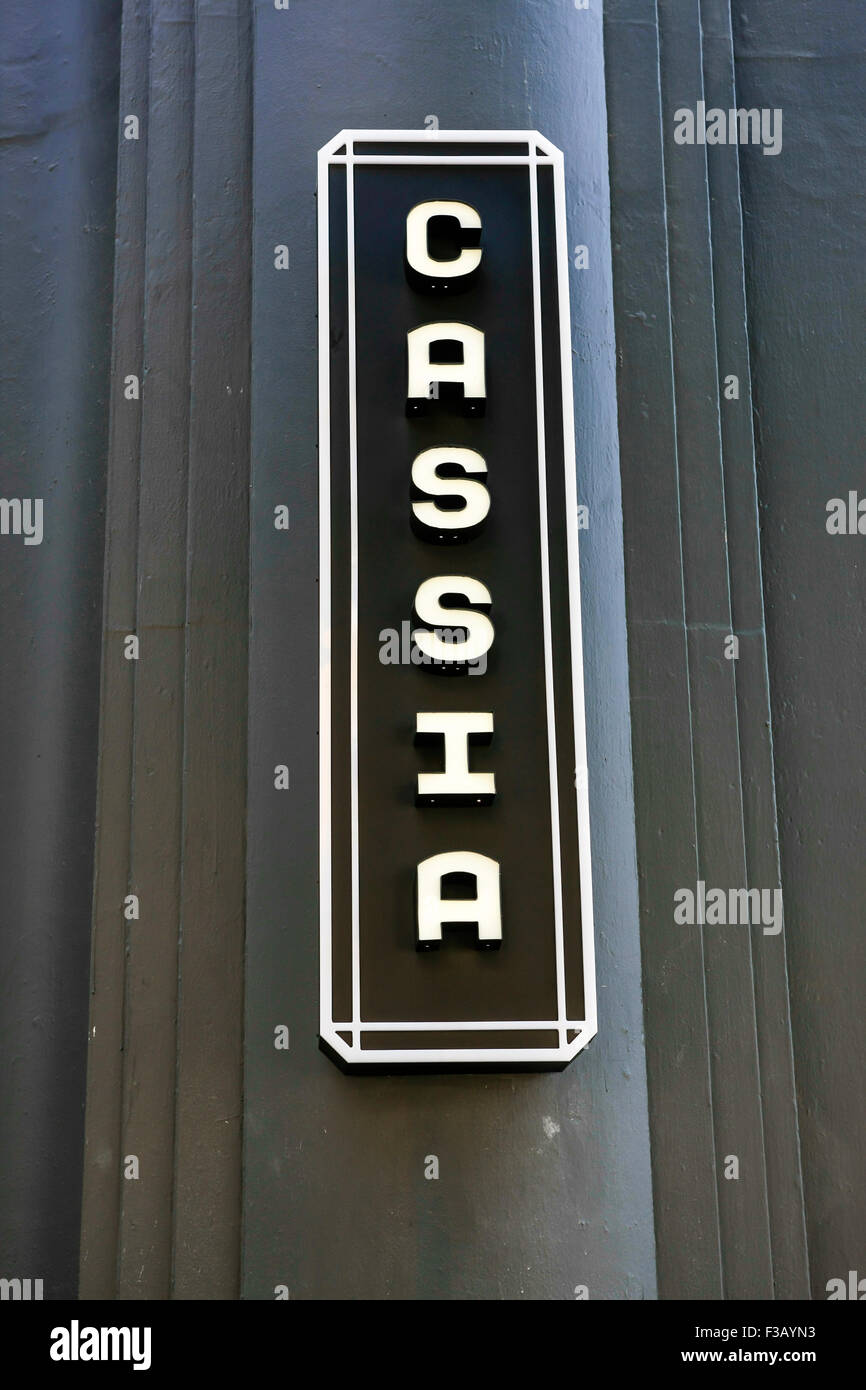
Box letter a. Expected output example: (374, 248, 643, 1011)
(416, 851, 501, 947)
(406, 323, 485, 417)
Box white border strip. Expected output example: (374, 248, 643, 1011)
(317, 142, 333, 1052)
(346, 143, 361, 1048)
(329, 156, 554, 166)
(552, 145, 598, 1045)
(528, 144, 567, 1051)
(332, 1020, 587, 1031)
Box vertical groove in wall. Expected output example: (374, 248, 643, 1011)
(606, 0, 809, 1297)
(80, 0, 152, 1301)
(80, 0, 252, 1300)
(729, 0, 866, 1296)
(657, 0, 774, 1300)
(700, 0, 810, 1300)
(171, 0, 251, 1300)
(115, 0, 195, 1299)
(604, 0, 721, 1298)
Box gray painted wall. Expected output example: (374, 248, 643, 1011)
(605, 0, 809, 1300)
(243, 0, 655, 1300)
(1, 0, 863, 1302)
(732, 0, 866, 1298)
(79, 0, 251, 1301)
(0, 0, 120, 1301)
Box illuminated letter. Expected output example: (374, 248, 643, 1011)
(411, 446, 489, 542)
(415, 711, 495, 804)
(416, 851, 502, 947)
(405, 200, 482, 292)
(413, 575, 493, 666)
(406, 323, 485, 416)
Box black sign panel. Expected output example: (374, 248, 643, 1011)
(318, 131, 595, 1067)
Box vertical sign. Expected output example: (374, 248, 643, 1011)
(318, 130, 596, 1068)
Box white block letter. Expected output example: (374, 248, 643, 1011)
(406, 200, 482, 288)
(415, 711, 495, 804)
(411, 446, 489, 540)
(413, 575, 493, 665)
(416, 851, 502, 947)
(407, 323, 485, 415)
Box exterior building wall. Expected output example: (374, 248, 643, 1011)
(0, 0, 862, 1301)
